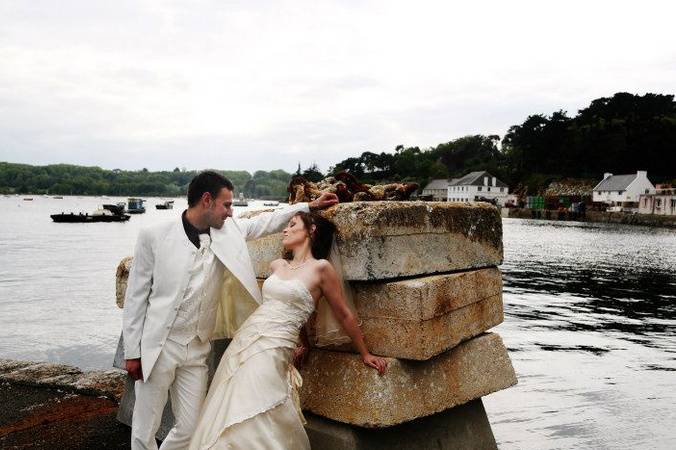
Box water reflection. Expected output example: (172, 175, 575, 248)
(485, 219, 676, 450)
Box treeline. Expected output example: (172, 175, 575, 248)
(2, 92, 674, 197)
(0, 163, 294, 199)
(328, 92, 676, 193)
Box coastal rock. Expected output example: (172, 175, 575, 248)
(0, 359, 125, 401)
(73, 370, 126, 400)
(247, 201, 503, 280)
(115, 256, 133, 309)
(299, 333, 517, 427)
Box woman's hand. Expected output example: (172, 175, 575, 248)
(362, 353, 388, 375)
(293, 344, 309, 370)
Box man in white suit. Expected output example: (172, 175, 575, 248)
(123, 171, 337, 450)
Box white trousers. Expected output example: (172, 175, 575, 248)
(132, 337, 211, 450)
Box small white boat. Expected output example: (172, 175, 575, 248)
(263, 200, 280, 207)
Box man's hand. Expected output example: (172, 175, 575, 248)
(125, 358, 143, 381)
(309, 192, 339, 211)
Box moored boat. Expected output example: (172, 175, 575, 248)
(50, 204, 131, 223)
(127, 198, 146, 214)
(155, 200, 174, 210)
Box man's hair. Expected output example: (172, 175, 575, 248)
(187, 171, 234, 207)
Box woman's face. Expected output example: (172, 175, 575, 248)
(282, 215, 312, 250)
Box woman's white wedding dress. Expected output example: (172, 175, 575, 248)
(189, 273, 315, 450)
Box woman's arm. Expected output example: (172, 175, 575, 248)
(293, 325, 310, 369)
(318, 261, 388, 374)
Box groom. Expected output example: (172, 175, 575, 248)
(123, 170, 337, 450)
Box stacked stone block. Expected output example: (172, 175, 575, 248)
(245, 201, 517, 435)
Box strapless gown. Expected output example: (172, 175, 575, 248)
(189, 273, 315, 450)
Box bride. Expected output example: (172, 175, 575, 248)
(189, 211, 388, 450)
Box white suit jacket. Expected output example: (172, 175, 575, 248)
(123, 203, 310, 380)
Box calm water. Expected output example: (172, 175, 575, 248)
(0, 196, 674, 449)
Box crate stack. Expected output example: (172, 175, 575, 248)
(246, 201, 517, 448)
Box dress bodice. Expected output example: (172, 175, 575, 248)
(259, 273, 316, 328)
(227, 273, 315, 350)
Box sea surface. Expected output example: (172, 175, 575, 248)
(0, 195, 674, 449)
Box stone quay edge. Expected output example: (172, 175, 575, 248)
(299, 332, 517, 428)
(246, 201, 503, 280)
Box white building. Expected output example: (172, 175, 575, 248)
(592, 171, 655, 208)
(639, 185, 676, 216)
(447, 171, 510, 206)
(421, 179, 450, 201)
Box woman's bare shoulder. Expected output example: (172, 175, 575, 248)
(269, 258, 287, 271)
(314, 259, 334, 275)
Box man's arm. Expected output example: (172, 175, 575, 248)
(237, 193, 339, 241)
(122, 227, 154, 377)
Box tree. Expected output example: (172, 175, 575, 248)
(301, 163, 324, 182)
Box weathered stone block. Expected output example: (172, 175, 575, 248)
(356, 293, 503, 360)
(299, 333, 517, 427)
(353, 267, 502, 320)
(304, 399, 497, 450)
(318, 268, 504, 359)
(248, 201, 503, 280)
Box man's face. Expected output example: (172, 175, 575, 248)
(205, 187, 233, 229)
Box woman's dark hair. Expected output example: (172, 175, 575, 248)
(187, 171, 234, 207)
(287, 211, 336, 260)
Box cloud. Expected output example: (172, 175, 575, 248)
(1, 0, 675, 173)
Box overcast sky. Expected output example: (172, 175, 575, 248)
(1, 0, 675, 173)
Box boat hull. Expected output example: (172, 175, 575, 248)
(50, 214, 131, 223)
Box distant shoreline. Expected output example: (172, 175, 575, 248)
(505, 207, 676, 229)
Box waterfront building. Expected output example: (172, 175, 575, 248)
(447, 171, 509, 206)
(592, 171, 655, 210)
(639, 184, 676, 216)
(422, 179, 451, 201)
